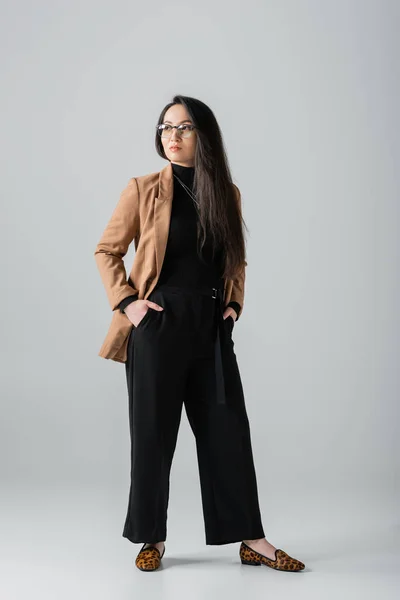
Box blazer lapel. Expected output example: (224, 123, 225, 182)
(153, 162, 174, 280)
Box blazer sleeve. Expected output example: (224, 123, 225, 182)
(228, 184, 247, 321)
(94, 177, 140, 311)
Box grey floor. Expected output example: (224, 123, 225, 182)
(2, 480, 399, 600)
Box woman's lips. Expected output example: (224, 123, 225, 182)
(170, 146, 181, 152)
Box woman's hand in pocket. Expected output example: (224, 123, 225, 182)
(223, 307, 237, 326)
(223, 306, 237, 329)
(124, 299, 164, 327)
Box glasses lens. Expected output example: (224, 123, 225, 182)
(158, 124, 172, 137)
(178, 125, 194, 138)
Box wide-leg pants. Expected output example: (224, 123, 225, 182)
(122, 283, 265, 545)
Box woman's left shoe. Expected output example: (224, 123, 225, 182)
(240, 541, 305, 571)
(135, 543, 165, 571)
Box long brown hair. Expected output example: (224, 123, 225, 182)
(155, 95, 248, 280)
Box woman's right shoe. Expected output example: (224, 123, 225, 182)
(135, 542, 165, 571)
(240, 541, 305, 571)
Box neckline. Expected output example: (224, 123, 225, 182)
(171, 162, 195, 171)
(171, 161, 195, 187)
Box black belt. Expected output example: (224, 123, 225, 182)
(154, 284, 228, 406)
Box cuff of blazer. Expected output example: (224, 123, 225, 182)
(226, 301, 241, 321)
(111, 287, 140, 311)
(117, 294, 139, 313)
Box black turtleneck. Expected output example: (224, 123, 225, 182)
(157, 162, 225, 290)
(117, 162, 241, 319)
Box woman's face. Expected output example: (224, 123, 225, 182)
(160, 104, 197, 167)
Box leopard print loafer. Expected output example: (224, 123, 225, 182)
(240, 541, 305, 571)
(135, 543, 165, 571)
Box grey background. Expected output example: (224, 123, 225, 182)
(1, 0, 399, 598)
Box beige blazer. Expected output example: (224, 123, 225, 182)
(94, 161, 247, 363)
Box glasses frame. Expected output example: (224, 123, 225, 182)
(156, 123, 198, 139)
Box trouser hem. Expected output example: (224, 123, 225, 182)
(122, 531, 167, 545)
(205, 528, 265, 545)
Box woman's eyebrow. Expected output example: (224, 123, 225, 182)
(163, 119, 193, 124)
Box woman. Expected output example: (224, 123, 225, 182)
(94, 95, 305, 573)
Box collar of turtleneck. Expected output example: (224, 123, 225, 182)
(171, 161, 195, 188)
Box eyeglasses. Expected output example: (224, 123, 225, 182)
(156, 124, 197, 139)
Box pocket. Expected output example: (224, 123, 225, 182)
(135, 307, 154, 329)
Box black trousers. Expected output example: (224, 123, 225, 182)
(122, 283, 265, 545)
